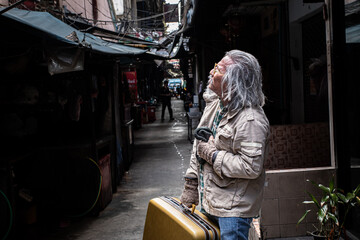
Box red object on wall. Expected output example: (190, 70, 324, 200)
(124, 71, 138, 102)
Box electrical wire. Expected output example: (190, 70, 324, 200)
(142, 2, 181, 35)
(62, 1, 182, 37)
(63, 0, 92, 20)
(136, 8, 161, 15)
(0, 190, 13, 240)
(163, 4, 179, 35)
(63, 0, 113, 28)
(117, 3, 182, 40)
(36, 1, 182, 45)
(62, 7, 178, 24)
(115, 7, 133, 38)
(62, 3, 90, 28)
(84, 0, 113, 20)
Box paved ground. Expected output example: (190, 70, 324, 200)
(44, 98, 193, 240)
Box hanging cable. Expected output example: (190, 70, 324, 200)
(61, 7, 178, 24)
(63, 0, 90, 18)
(84, 0, 113, 20)
(59, 1, 182, 44)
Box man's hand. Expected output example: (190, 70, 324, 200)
(180, 178, 199, 208)
(197, 139, 217, 165)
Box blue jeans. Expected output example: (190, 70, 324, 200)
(205, 213, 253, 240)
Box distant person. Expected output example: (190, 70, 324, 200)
(180, 50, 270, 240)
(184, 92, 193, 112)
(176, 85, 181, 98)
(160, 80, 174, 121)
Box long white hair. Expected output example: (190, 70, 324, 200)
(221, 50, 265, 110)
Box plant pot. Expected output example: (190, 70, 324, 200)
(310, 231, 327, 240)
(310, 231, 341, 240)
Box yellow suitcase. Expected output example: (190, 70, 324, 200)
(143, 196, 220, 240)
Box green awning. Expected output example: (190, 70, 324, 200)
(1, 8, 147, 56)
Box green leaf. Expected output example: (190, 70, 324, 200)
(329, 178, 334, 192)
(308, 192, 320, 209)
(330, 193, 338, 205)
(303, 200, 315, 204)
(321, 195, 329, 207)
(318, 205, 328, 223)
(353, 184, 360, 196)
(307, 179, 316, 185)
(319, 184, 331, 194)
(328, 212, 339, 226)
(322, 195, 330, 202)
(356, 196, 360, 205)
(337, 192, 347, 203)
(298, 210, 311, 225)
(346, 192, 355, 201)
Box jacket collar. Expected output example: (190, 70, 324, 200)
(218, 107, 238, 128)
(203, 88, 219, 104)
(218, 106, 252, 128)
(227, 107, 241, 120)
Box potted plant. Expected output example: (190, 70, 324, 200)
(297, 177, 360, 240)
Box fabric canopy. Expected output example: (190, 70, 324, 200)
(346, 24, 360, 43)
(1, 8, 147, 56)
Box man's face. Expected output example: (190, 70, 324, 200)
(208, 56, 232, 96)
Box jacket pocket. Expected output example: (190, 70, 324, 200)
(205, 173, 236, 210)
(215, 128, 233, 151)
(239, 142, 263, 172)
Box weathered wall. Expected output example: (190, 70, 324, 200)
(261, 167, 335, 238)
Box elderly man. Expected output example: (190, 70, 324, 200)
(180, 50, 270, 240)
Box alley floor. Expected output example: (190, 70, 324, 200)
(43, 98, 193, 240)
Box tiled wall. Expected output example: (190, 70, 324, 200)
(265, 123, 331, 170)
(260, 123, 333, 238)
(260, 168, 335, 239)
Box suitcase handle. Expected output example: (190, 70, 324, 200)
(162, 196, 220, 240)
(180, 203, 196, 215)
(191, 204, 196, 214)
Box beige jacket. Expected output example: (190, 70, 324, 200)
(185, 89, 270, 218)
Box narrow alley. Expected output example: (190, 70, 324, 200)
(46, 98, 193, 240)
(2, 1, 360, 239)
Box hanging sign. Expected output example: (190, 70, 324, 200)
(124, 71, 138, 102)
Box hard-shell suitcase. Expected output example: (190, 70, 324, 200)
(143, 196, 220, 240)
